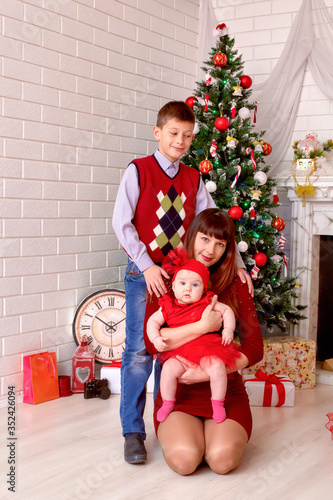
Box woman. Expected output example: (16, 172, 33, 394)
(144, 208, 263, 475)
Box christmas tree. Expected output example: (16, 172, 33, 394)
(183, 23, 306, 333)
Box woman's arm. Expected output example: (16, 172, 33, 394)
(234, 279, 264, 366)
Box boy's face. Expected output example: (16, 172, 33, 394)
(172, 269, 204, 305)
(153, 118, 194, 163)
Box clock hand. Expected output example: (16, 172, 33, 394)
(108, 317, 126, 333)
(95, 316, 112, 328)
(95, 315, 125, 333)
(110, 317, 126, 327)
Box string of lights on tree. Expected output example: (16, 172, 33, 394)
(183, 23, 306, 332)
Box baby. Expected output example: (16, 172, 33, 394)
(147, 248, 241, 423)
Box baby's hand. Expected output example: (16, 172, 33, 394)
(221, 328, 234, 346)
(153, 336, 169, 352)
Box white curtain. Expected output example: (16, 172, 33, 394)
(252, 0, 333, 174)
(196, 0, 217, 81)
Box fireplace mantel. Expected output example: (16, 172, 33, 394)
(275, 160, 333, 342)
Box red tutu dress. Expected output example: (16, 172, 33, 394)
(158, 291, 241, 368)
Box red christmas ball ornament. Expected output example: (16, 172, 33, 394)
(185, 96, 198, 109)
(228, 206, 243, 220)
(262, 142, 272, 156)
(199, 159, 213, 174)
(271, 216, 286, 232)
(240, 75, 252, 89)
(214, 116, 229, 131)
(213, 51, 227, 67)
(254, 252, 267, 267)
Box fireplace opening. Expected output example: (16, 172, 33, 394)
(317, 235, 333, 362)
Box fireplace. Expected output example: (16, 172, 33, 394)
(317, 236, 333, 361)
(276, 158, 333, 384)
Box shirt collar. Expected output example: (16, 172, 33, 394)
(154, 150, 180, 172)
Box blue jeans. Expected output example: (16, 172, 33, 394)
(120, 259, 161, 439)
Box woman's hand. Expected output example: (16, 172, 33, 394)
(176, 356, 210, 384)
(199, 294, 223, 333)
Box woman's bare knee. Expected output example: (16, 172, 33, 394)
(205, 443, 243, 474)
(204, 419, 248, 474)
(158, 412, 205, 475)
(164, 445, 204, 476)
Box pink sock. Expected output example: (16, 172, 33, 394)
(157, 399, 176, 422)
(211, 399, 226, 423)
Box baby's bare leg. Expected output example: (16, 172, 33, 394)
(200, 357, 227, 400)
(160, 358, 186, 400)
(200, 357, 228, 423)
(157, 358, 186, 422)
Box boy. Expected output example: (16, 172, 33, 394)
(112, 101, 249, 464)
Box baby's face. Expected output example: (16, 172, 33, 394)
(172, 269, 204, 305)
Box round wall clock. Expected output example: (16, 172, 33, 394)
(73, 289, 126, 364)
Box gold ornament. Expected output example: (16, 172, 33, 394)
(251, 189, 262, 200)
(226, 135, 238, 149)
(232, 86, 243, 96)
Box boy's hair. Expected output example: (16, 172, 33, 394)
(156, 101, 195, 128)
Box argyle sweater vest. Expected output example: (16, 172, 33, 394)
(132, 155, 200, 264)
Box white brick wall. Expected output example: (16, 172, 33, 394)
(0, 0, 199, 402)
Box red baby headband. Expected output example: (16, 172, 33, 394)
(162, 247, 210, 289)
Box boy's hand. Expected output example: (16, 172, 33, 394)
(153, 336, 169, 352)
(221, 328, 234, 346)
(237, 268, 254, 297)
(143, 264, 169, 298)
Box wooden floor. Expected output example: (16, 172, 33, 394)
(1, 384, 333, 500)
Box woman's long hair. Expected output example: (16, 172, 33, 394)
(184, 208, 239, 315)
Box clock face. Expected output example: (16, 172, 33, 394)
(73, 289, 126, 364)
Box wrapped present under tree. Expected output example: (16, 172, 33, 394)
(243, 370, 295, 406)
(242, 336, 316, 389)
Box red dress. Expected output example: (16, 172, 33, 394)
(144, 277, 264, 439)
(158, 291, 241, 368)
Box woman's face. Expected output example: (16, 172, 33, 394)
(193, 231, 227, 268)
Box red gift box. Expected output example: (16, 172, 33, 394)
(243, 369, 295, 407)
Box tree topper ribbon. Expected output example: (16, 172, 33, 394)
(246, 147, 256, 169)
(247, 369, 288, 407)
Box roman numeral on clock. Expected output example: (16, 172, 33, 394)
(94, 344, 102, 354)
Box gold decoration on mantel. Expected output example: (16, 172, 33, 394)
(292, 133, 333, 207)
